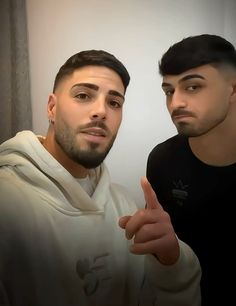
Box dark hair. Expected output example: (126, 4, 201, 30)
(159, 34, 236, 76)
(53, 50, 130, 93)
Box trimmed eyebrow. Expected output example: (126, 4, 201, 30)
(108, 90, 125, 101)
(71, 83, 99, 91)
(180, 74, 206, 82)
(162, 74, 206, 88)
(71, 83, 125, 101)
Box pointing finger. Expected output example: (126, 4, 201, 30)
(141, 176, 162, 210)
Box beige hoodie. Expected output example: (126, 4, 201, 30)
(0, 130, 201, 306)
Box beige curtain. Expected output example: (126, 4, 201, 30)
(0, 0, 32, 144)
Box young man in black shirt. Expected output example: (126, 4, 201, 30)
(147, 34, 236, 306)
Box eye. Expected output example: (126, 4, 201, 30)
(163, 89, 174, 97)
(186, 85, 201, 91)
(74, 92, 90, 101)
(108, 99, 122, 109)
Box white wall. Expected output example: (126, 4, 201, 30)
(26, 0, 236, 206)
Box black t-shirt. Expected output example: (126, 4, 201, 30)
(147, 134, 236, 305)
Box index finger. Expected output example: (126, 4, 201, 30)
(141, 176, 162, 210)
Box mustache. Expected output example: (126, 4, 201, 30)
(171, 109, 195, 119)
(77, 120, 110, 133)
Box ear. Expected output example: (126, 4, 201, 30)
(229, 77, 236, 102)
(47, 94, 57, 123)
(233, 81, 236, 101)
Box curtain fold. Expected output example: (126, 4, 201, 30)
(0, 0, 32, 144)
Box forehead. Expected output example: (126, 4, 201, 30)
(162, 64, 221, 85)
(61, 65, 124, 92)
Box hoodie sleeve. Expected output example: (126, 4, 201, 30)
(143, 239, 201, 306)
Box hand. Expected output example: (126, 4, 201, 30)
(119, 177, 180, 265)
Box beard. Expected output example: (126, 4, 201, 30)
(54, 119, 116, 169)
(173, 110, 228, 137)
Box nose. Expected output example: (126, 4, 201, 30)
(168, 90, 187, 111)
(90, 97, 107, 120)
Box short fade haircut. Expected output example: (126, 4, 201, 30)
(159, 34, 236, 76)
(53, 50, 130, 93)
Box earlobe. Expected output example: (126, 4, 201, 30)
(47, 94, 57, 123)
(228, 76, 236, 103)
(231, 82, 236, 103)
(233, 80, 236, 94)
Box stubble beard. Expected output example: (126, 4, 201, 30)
(175, 113, 228, 137)
(54, 120, 116, 169)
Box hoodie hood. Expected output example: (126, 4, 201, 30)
(0, 130, 110, 212)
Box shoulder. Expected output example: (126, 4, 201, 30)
(0, 168, 34, 215)
(150, 134, 186, 156)
(0, 168, 24, 194)
(147, 135, 188, 163)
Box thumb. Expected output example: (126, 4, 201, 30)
(141, 176, 162, 210)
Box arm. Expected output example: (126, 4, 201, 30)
(119, 177, 201, 306)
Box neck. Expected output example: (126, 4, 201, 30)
(189, 110, 236, 166)
(42, 128, 89, 178)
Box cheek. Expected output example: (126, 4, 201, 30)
(108, 112, 122, 133)
(166, 101, 172, 114)
(207, 93, 226, 111)
(57, 103, 84, 124)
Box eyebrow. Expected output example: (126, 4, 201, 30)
(71, 83, 125, 100)
(162, 74, 206, 87)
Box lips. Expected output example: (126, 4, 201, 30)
(171, 111, 194, 120)
(173, 114, 190, 120)
(81, 127, 107, 137)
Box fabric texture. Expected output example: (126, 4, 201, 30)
(0, 0, 32, 144)
(0, 131, 201, 306)
(147, 134, 236, 305)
